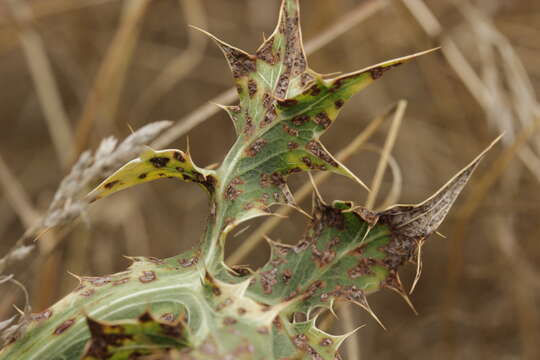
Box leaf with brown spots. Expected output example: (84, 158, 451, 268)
(283, 317, 349, 360)
(276, 48, 439, 138)
(81, 312, 189, 360)
(248, 198, 391, 313)
(87, 148, 216, 202)
(247, 138, 498, 316)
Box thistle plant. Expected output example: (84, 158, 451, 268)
(0, 1, 498, 359)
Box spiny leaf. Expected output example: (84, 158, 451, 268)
(87, 148, 216, 202)
(285, 317, 349, 360)
(202, 271, 288, 328)
(247, 138, 500, 316)
(176, 3, 437, 238)
(81, 311, 189, 360)
(276, 48, 439, 134)
(248, 197, 388, 313)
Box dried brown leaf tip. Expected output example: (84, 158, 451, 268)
(378, 136, 500, 242)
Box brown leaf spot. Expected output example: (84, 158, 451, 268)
(279, 99, 298, 107)
(237, 307, 247, 316)
(303, 84, 321, 97)
(149, 157, 170, 168)
(321, 205, 345, 229)
(138, 173, 147, 179)
(261, 107, 277, 127)
(31, 309, 53, 322)
(223, 317, 237, 326)
(287, 142, 299, 150)
(381, 237, 416, 270)
(160, 313, 177, 323)
(261, 193, 271, 204)
(300, 73, 314, 87)
(225, 182, 243, 201)
(86, 276, 112, 287)
(54, 318, 75, 335)
(369, 63, 402, 80)
(329, 78, 345, 92)
(104, 180, 119, 189)
(308, 346, 323, 360)
(313, 112, 331, 129)
(272, 317, 283, 331)
(221, 47, 256, 78)
(173, 151, 185, 162)
(306, 141, 338, 167)
(147, 256, 164, 265)
(369, 66, 386, 80)
(311, 244, 336, 267)
(302, 156, 314, 169)
(245, 138, 268, 157)
(243, 113, 255, 137)
(275, 74, 290, 99)
(178, 256, 199, 268)
(112, 277, 130, 286)
(282, 124, 299, 136)
(348, 258, 376, 279)
(262, 93, 273, 109)
(282, 269, 292, 284)
(292, 334, 308, 350)
(327, 284, 366, 303)
(288, 167, 302, 174)
(335, 99, 345, 109)
(320, 338, 333, 347)
(248, 79, 258, 98)
(270, 172, 285, 186)
(256, 38, 278, 64)
(292, 114, 309, 126)
(216, 297, 233, 312)
(304, 280, 324, 299)
(139, 312, 153, 323)
(259, 268, 278, 294)
(161, 322, 185, 339)
(260, 173, 272, 188)
(139, 271, 156, 283)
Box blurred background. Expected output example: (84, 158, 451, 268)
(1, 0, 539, 358)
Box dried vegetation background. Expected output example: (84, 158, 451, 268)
(1, 0, 540, 358)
